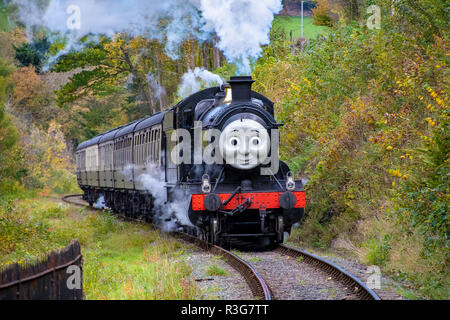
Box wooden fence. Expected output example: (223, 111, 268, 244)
(0, 240, 83, 300)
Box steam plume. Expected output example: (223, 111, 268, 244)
(199, 0, 282, 74)
(178, 67, 223, 98)
(123, 163, 193, 232)
(11, 0, 282, 74)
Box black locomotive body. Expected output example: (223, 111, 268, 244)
(76, 76, 305, 248)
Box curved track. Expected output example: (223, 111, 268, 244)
(275, 245, 380, 300)
(63, 194, 379, 300)
(62, 194, 272, 300)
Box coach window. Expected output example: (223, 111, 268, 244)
(142, 133, 145, 164)
(125, 138, 128, 164)
(135, 135, 139, 165)
(109, 143, 112, 170)
(142, 132, 146, 163)
(121, 139, 124, 166)
(139, 132, 141, 161)
(117, 141, 120, 167)
(141, 133, 145, 164)
(129, 137, 133, 163)
(117, 140, 121, 168)
(151, 130, 156, 163)
(156, 129, 160, 164)
(99, 147, 102, 171)
(127, 138, 130, 164)
(154, 129, 158, 163)
(128, 137, 132, 164)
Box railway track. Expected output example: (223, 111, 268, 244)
(62, 194, 271, 300)
(62, 194, 380, 300)
(275, 245, 380, 300)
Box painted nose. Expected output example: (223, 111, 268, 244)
(239, 137, 250, 156)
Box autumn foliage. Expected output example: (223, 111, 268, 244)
(255, 0, 448, 298)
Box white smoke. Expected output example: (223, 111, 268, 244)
(146, 73, 166, 100)
(11, 0, 206, 69)
(93, 195, 107, 209)
(11, 0, 281, 75)
(123, 163, 194, 232)
(199, 0, 282, 74)
(178, 67, 223, 98)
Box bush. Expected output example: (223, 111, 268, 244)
(13, 37, 50, 73)
(312, 0, 334, 27)
(253, 0, 449, 299)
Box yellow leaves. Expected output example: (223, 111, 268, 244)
(389, 169, 402, 178)
(400, 154, 413, 161)
(426, 87, 447, 108)
(11, 66, 41, 106)
(425, 118, 436, 127)
(389, 168, 409, 185)
(291, 84, 301, 92)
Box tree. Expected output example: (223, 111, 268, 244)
(10, 65, 58, 125)
(312, 0, 335, 27)
(54, 34, 223, 117)
(0, 57, 20, 191)
(13, 37, 50, 73)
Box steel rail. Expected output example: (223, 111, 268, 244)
(276, 244, 381, 300)
(62, 194, 272, 300)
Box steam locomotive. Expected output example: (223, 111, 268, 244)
(75, 76, 305, 248)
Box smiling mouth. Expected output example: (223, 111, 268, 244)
(237, 157, 252, 165)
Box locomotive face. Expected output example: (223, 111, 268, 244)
(219, 118, 270, 170)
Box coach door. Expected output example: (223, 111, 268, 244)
(164, 111, 177, 188)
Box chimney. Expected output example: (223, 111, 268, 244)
(228, 76, 255, 103)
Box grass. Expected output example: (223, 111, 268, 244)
(205, 264, 228, 277)
(0, 196, 199, 300)
(247, 256, 262, 262)
(0, 2, 8, 31)
(272, 16, 329, 40)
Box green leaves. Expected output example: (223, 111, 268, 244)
(13, 37, 50, 73)
(56, 68, 113, 106)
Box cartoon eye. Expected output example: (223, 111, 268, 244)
(230, 137, 239, 146)
(250, 137, 261, 146)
